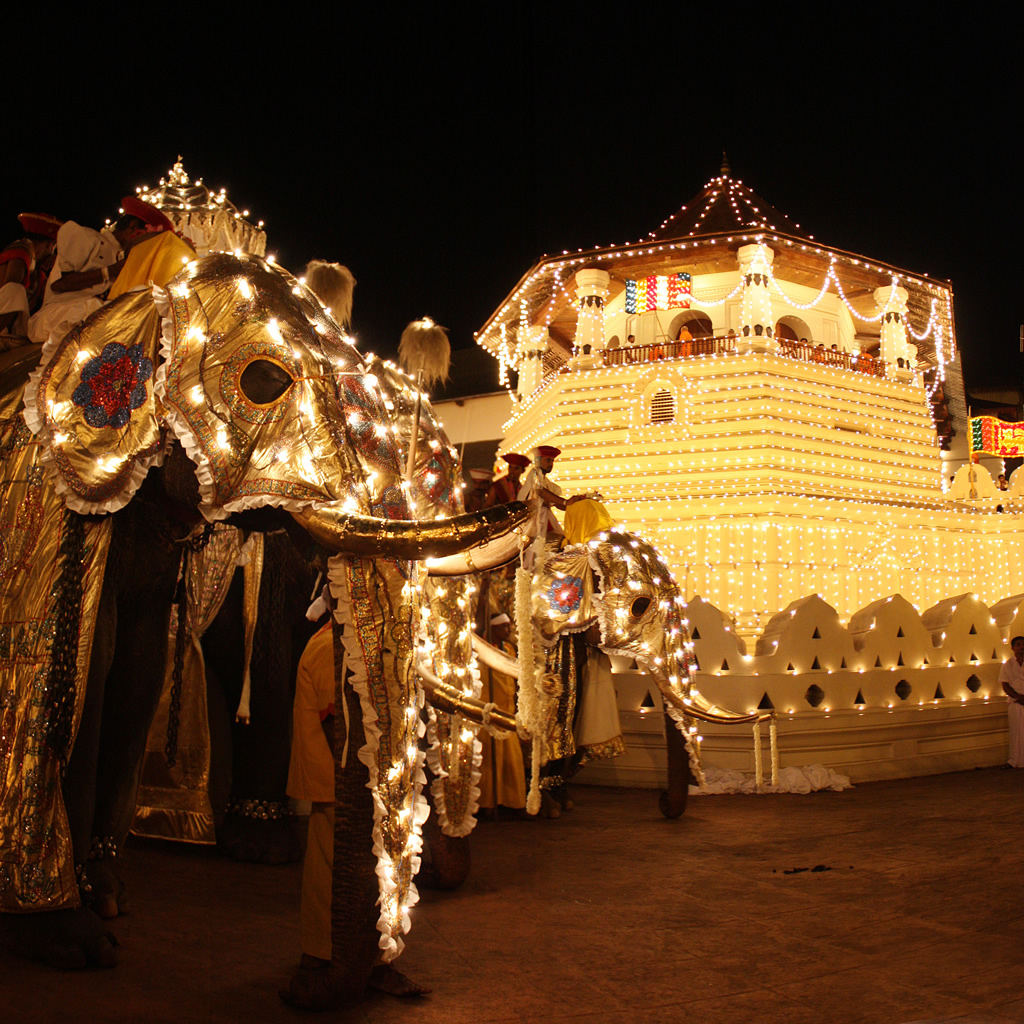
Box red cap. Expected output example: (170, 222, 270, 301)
(17, 213, 62, 239)
(502, 452, 530, 467)
(535, 445, 561, 459)
(120, 195, 175, 234)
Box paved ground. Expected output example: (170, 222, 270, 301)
(2, 768, 1022, 1023)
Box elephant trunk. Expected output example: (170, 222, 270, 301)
(414, 658, 517, 735)
(291, 501, 532, 570)
(646, 664, 771, 725)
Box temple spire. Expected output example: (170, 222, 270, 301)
(720, 151, 731, 176)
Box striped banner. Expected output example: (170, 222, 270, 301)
(625, 272, 691, 314)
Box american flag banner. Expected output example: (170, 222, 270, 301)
(969, 416, 1024, 457)
(625, 272, 691, 314)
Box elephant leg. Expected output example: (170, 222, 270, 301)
(418, 782, 471, 890)
(659, 711, 691, 818)
(87, 573, 177, 916)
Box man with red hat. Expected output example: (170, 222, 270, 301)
(485, 452, 529, 508)
(464, 468, 493, 513)
(0, 213, 61, 341)
(517, 445, 587, 568)
(106, 196, 195, 299)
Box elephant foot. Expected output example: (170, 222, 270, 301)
(368, 963, 431, 998)
(551, 784, 573, 811)
(84, 859, 128, 920)
(279, 960, 431, 1010)
(280, 961, 340, 1012)
(0, 907, 118, 970)
(535, 790, 561, 818)
(218, 809, 301, 865)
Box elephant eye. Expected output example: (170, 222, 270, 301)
(239, 359, 294, 405)
(630, 596, 651, 618)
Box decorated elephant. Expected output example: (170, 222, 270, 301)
(0, 252, 530, 989)
(472, 522, 774, 818)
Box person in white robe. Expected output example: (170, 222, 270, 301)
(998, 635, 1024, 768)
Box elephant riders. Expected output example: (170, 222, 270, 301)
(464, 468, 492, 513)
(517, 446, 588, 569)
(26, 213, 147, 344)
(476, 614, 526, 815)
(0, 212, 60, 341)
(283, 623, 429, 1007)
(106, 195, 195, 300)
(485, 451, 529, 508)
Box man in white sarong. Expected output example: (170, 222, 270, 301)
(517, 445, 586, 569)
(26, 210, 166, 344)
(998, 635, 1024, 768)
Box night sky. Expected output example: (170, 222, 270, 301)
(8, 9, 1019, 393)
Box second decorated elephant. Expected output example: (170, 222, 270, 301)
(473, 519, 773, 818)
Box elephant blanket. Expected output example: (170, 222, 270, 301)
(0, 354, 113, 911)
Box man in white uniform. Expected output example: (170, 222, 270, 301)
(517, 445, 585, 569)
(998, 635, 1024, 768)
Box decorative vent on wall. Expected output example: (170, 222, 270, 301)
(650, 389, 675, 424)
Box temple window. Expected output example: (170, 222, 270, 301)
(650, 388, 675, 424)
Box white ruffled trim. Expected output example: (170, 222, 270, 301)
(328, 557, 427, 964)
(422, 626, 483, 838)
(22, 311, 165, 516)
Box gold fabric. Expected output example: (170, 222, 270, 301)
(334, 556, 423, 961)
(533, 549, 595, 647)
(132, 527, 250, 844)
(0, 375, 112, 909)
(32, 289, 163, 511)
(477, 642, 526, 810)
(159, 254, 374, 517)
(423, 574, 482, 829)
(106, 231, 196, 300)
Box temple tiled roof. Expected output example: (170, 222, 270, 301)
(645, 162, 810, 243)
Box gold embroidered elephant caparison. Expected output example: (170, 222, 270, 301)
(0, 254, 529, 979)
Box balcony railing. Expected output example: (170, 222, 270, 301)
(599, 335, 888, 378)
(602, 335, 736, 366)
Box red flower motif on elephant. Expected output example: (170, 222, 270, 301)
(71, 343, 153, 429)
(547, 574, 584, 614)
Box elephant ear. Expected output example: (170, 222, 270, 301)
(24, 289, 164, 514)
(533, 548, 596, 646)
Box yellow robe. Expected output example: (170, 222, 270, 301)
(107, 231, 195, 299)
(477, 642, 526, 809)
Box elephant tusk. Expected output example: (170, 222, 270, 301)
(470, 632, 520, 678)
(414, 658, 518, 736)
(291, 501, 532, 564)
(424, 521, 531, 576)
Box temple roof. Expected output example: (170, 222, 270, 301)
(644, 160, 811, 243)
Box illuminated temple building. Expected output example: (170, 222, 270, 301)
(456, 166, 1024, 781)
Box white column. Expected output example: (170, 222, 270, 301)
(573, 268, 610, 357)
(736, 243, 776, 354)
(874, 283, 913, 376)
(516, 325, 549, 398)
